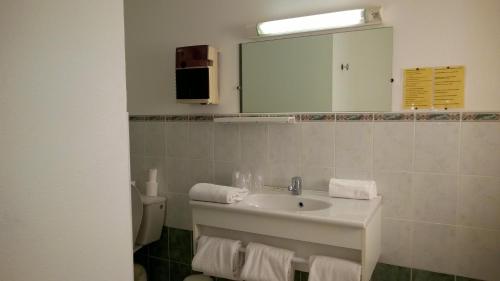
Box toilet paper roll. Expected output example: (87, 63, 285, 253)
(145, 181, 158, 196)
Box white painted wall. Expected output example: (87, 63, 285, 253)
(125, 0, 500, 114)
(0, 1, 133, 281)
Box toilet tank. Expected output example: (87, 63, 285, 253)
(136, 195, 166, 245)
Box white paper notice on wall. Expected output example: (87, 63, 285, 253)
(403, 66, 465, 109)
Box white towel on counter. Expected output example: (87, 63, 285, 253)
(308, 256, 361, 281)
(328, 178, 377, 200)
(191, 236, 243, 280)
(240, 242, 295, 281)
(189, 183, 248, 204)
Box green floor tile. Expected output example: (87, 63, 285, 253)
(370, 263, 411, 281)
(412, 269, 454, 281)
(149, 257, 170, 281)
(150, 227, 169, 259)
(169, 261, 192, 281)
(168, 227, 193, 264)
(456, 276, 483, 281)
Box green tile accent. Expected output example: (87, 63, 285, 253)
(169, 261, 192, 281)
(150, 227, 169, 259)
(412, 269, 454, 281)
(149, 257, 170, 281)
(300, 271, 309, 281)
(168, 228, 192, 264)
(455, 276, 483, 281)
(370, 263, 411, 281)
(294, 270, 301, 281)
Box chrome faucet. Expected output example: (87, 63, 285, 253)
(288, 176, 302, 195)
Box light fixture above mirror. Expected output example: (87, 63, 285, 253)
(255, 7, 382, 37)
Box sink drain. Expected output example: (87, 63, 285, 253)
(298, 202, 304, 208)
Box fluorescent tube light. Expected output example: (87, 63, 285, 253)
(256, 8, 380, 37)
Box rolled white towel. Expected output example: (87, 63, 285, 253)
(329, 178, 377, 200)
(308, 255, 361, 281)
(240, 243, 295, 281)
(192, 236, 242, 280)
(189, 183, 248, 204)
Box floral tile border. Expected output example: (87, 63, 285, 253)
(336, 113, 374, 121)
(189, 115, 214, 121)
(374, 113, 415, 121)
(165, 115, 188, 121)
(462, 112, 500, 121)
(129, 112, 500, 122)
(300, 113, 335, 121)
(416, 112, 461, 121)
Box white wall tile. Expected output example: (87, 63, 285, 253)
(214, 161, 237, 186)
(188, 158, 214, 188)
(129, 122, 146, 155)
(268, 124, 301, 163)
(458, 175, 500, 230)
(301, 165, 334, 191)
(374, 171, 412, 219)
(188, 122, 213, 160)
(461, 122, 500, 176)
(165, 192, 192, 230)
(144, 122, 165, 157)
(335, 167, 372, 180)
(301, 122, 334, 166)
(214, 123, 240, 162)
(412, 173, 457, 224)
(165, 157, 191, 194)
(165, 122, 189, 158)
(456, 227, 500, 281)
(412, 222, 456, 275)
(414, 122, 459, 173)
(373, 122, 413, 171)
(335, 122, 373, 172)
(380, 219, 412, 267)
(240, 123, 268, 165)
(268, 162, 300, 187)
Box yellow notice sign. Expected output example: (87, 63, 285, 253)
(403, 68, 433, 109)
(434, 66, 465, 109)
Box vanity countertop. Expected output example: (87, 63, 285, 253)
(190, 188, 381, 228)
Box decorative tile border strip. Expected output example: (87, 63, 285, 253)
(336, 113, 374, 121)
(374, 113, 415, 121)
(189, 114, 214, 121)
(462, 112, 500, 121)
(164, 115, 188, 121)
(416, 112, 461, 121)
(129, 112, 500, 122)
(300, 113, 335, 121)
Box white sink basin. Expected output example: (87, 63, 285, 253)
(240, 193, 332, 212)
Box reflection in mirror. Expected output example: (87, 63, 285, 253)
(240, 27, 393, 113)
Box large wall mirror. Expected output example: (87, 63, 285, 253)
(240, 27, 393, 113)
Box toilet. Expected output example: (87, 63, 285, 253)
(131, 183, 166, 280)
(131, 184, 211, 281)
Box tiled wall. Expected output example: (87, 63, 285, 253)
(129, 112, 500, 281)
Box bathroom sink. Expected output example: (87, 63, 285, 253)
(240, 194, 331, 212)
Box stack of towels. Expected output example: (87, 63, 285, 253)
(192, 237, 295, 281)
(189, 183, 248, 204)
(191, 235, 362, 281)
(329, 178, 378, 200)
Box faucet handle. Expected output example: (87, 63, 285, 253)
(288, 176, 302, 195)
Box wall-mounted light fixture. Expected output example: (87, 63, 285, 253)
(256, 7, 382, 37)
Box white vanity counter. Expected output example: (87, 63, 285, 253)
(190, 187, 382, 281)
(190, 188, 381, 228)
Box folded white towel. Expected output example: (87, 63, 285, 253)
(308, 256, 361, 281)
(240, 243, 295, 281)
(192, 236, 243, 280)
(328, 178, 377, 200)
(189, 183, 248, 204)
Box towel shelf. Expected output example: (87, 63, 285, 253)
(238, 248, 308, 264)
